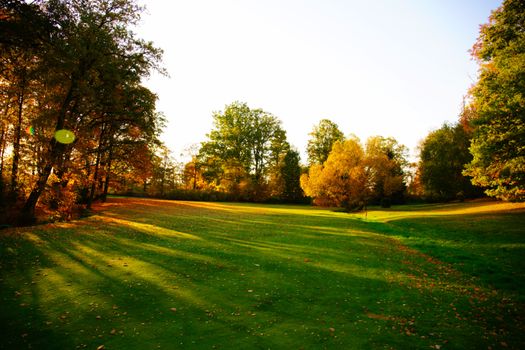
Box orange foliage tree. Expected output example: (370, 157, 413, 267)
(301, 136, 369, 209)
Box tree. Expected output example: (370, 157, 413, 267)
(306, 119, 344, 165)
(199, 101, 289, 200)
(0, 0, 164, 223)
(180, 145, 201, 190)
(419, 123, 480, 200)
(301, 136, 368, 209)
(0, 0, 50, 202)
(463, 0, 525, 201)
(280, 149, 304, 202)
(365, 136, 408, 206)
(183, 158, 205, 190)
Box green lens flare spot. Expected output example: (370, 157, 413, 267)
(54, 129, 75, 144)
(26, 126, 35, 136)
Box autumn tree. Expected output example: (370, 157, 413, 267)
(0, 0, 51, 203)
(365, 136, 408, 206)
(0, 0, 164, 223)
(306, 119, 344, 165)
(463, 0, 525, 201)
(301, 136, 368, 209)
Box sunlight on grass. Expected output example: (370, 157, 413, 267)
(96, 216, 202, 240)
(25, 232, 51, 246)
(69, 241, 209, 307)
(362, 201, 525, 222)
(2, 197, 524, 349)
(116, 238, 222, 265)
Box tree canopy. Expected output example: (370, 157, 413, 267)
(198, 101, 291, 200)
(418, 123, 481, 201)
(365, 136, 408, 206)
(3, 0, 524, 225)
(306, 119, 344, 166)
(464, 0, 525, 201)
(301, 135, 408, 209)
(0, 0, 164, 223)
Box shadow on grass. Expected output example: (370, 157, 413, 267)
(1, 197, 524, 349)
(378, 211, 525, 297)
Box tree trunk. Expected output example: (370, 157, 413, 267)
(10, 71, 26, 199)
(86, 125, 105, 209)
(19, 162, 53, 224)
(0, 123, 6, 200)
(192, 166, 197, 190)
(0, 122, 6, 180)
(101, 140, 113, 202)
(86, 148, 101, 209)
(20, 77, 76, 223)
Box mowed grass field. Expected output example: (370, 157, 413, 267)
(1, 198, 524, 349)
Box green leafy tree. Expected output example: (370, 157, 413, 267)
(280, 149, 304, 202)
(464, 0, 525, 201)
(199, 101, 288, 199)
(419, 123, 480, 200)
(306, 119, 344, 165)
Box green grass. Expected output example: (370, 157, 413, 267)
(1, 198, 524, 349)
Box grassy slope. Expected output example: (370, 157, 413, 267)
(0, 198, 524, 349)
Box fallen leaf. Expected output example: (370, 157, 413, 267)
(96, 345, 105, 350)
(110, 329, 116, 335)
(170, 308, 177, 312)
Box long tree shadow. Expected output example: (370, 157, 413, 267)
(2, 197, 525, 349)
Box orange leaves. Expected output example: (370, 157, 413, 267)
(301, 137, 368, 208)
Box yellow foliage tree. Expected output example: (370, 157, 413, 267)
(301, 137, 369, 209)
(365, 136, 408, 206)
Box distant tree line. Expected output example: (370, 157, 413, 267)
(136, 0, 525, 206)
(1, 0, 523, 225)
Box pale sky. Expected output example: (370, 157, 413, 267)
(135, 0, 501, 162)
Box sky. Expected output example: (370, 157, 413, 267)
(134, 0, 502, 162)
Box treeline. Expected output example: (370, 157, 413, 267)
(125, 0, 525, 206)
(1, 0, 523, 225)
(0, 0, 165, 224)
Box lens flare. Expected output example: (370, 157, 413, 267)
(54, 129, 75, 144)
(25, 126, 35, 135)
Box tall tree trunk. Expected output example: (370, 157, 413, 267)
(10, 70, 26, 199)
(0, 123, 6, 200)
(20, 77, 76, 223)
(101, 140, 113, 202)
(192, 167, 197, 190)
(0, 123, 6, 180)
(86, 145, 101, 209)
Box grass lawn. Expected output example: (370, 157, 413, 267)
(1, 198, 524, 349)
